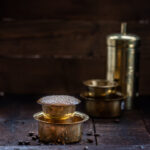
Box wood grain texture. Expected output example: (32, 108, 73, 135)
(1, 0, 150, 21)
(0, 95, 95, 146)
(138, 97, 150, 136)
(0, 20, 100, 57)
(10, 119, 94, 146)
(0, 21, 149, 94)
(0, 145, 150, 150)
(0, 95, 150, 149)
(0, 57, 105, 94)
(95, 111, 150, 146)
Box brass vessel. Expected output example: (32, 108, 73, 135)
(80, 92, 125, 118)
(34, 95, 89, 143)
(37, 95, 80, 120)
(33, 111, 89, 144)
(40, 105, 76, 120)
(107, 23, 140, 110)
(83, 79, 118, 97)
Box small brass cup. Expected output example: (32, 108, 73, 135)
(83, 79, 118, 97)
(41, 105, 76, 120)
(33, 111, 89, 144)
(37, 95, 80, 120)
(80, 92, 125, 118)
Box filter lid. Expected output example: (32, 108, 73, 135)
(107, 23, 140, 48)
(37, 95, 80, 106)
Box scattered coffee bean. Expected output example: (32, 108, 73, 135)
(28, 132, 34, 137)
(35, 135, 39, 139)
(86, 129, 93, 136)
(18, 141, 23, 145)
(32, 136, 37, 141)
(84, 146, 88, 150)
(43, 141, 49, 145)
(24, 141, 30, 145)
(87, 138, 93, 143)
(94, 133, 100, 137)
(113, 118, 120, 123)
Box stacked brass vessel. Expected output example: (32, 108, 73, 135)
(107, 23, 140, 110)
(81, 79, 125, 118)
(81, 23, 140, 116)
(33, 95, 89, 144)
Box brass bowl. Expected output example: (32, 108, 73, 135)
(83, 79, 118, 97)
(80, 92, 125, 118)
(33, 111, 89, 144)
(37, 95, 80, 120)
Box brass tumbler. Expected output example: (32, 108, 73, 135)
(37, 95, 80, 120)
(107, 23, 140, 110)
(83, 79, 118, 97)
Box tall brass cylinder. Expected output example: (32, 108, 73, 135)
(106, 23, 140, 110)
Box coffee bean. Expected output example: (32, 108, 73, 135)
(86, 129, 93, 136)
(28, 132, 34, 137)
(94, 133, 100, 137)
(18, 141, 23, 145)
(87, 138, 93, 143)
(32, 136, 37, 141)
(24, 141, 30, 145)
(35, 135, 39, 139)
(43, 141, 49, 145)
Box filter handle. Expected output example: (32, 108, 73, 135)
(121, 22, 127, 35)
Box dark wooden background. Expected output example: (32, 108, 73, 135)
(0, 0, 150, 95)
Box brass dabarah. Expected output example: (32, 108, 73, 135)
(80, 92, 125, 118)
(82, 79, 125, 117)
(34, 111, 89, 144)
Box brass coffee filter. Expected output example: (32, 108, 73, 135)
(37, 95, 80, 119)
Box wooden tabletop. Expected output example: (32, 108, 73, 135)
(0, 94, 150, 150)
